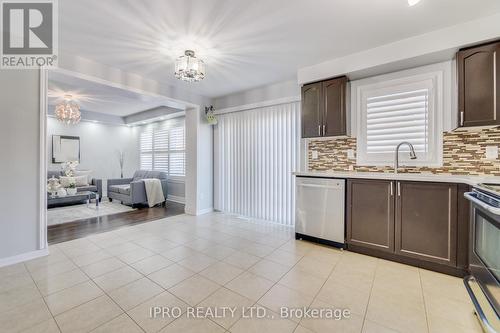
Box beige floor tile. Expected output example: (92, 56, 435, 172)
(362, 320, 400, 333)
(223, 251, 260, 270)
(159, 315, 225, 333)
(0, 263, 27, 279)
(93, 266, 143, 292)
(185, 239, 219, 252)
(248, 259, 291, 282)
(131, 255, 174, 275)
(0, 298, 52, 333)
(148, 264, 195, 289)
(300, 300, 363, 333)
(294, 256, 336, 279)
(241, 243, 276, 258)
(427, 314, 482, 333)
(117, 247, 156, 265)
(366, 294, 428, 333)
(0, 270, 34, 293)
(127, 291, 188, 333)
(25, 252, 67, 272)
(265, 250, 303, 267)
(0, 282, 41, 313)
(59, 243, 102, 258)
(225, 272, 274, 301)
(293, 325, 315, 333)
(44, 280, 103, 315)
(198, 288, 254, 329)
(316, 280, 371, 316)
(160, 246, 199, 262)
(81, 257, 126, 278)
(21, 318, 61, 333)
(278, 240, 316, 256)
(36, 268, 89, 296)
(169, 275, 220, 306)
(425, 295, 479, 330)
(302, 248, 342, 265)
(105, 242, 144, 256)
(204, 245, 237, 260)
(199, 262, 244, 285)
(70, 250, 112, 267)
(109, 277, 164, 311)
(278, 268, 326, 297)
(137, 239, 179, 253)
(178, 254, 217, 273)
(419, 269, 469, 303)
(55, 295, 123, 333)
(29, 259, 78, 282)
(90, 314, 143, 333)
(258, 284, 314, 322)
(230, 308, 297, 333)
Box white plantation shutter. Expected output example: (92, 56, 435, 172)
(366, 89, 429, 154)
(214, 102, 300, 226)
(138, 118, 185, 177)
(357, 76, 440, 166)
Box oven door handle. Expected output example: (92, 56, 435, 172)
(464, 192, 500, 216)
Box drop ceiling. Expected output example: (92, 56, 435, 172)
(59, 0, 500, 98)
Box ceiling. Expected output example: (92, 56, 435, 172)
(48, 71, 180, 116)
(59, 0, 500, 98)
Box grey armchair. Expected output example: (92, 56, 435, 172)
(107, 170, 168, 207)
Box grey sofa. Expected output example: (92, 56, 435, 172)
(47, 171, 103, 200)
(107, 170, 168, 207)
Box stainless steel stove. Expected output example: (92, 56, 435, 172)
(464, 184, 500, 333)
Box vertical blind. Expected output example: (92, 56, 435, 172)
(366, 89, 429, 154)
(214, 102, 300, 226)
(139, 118, 185, 177)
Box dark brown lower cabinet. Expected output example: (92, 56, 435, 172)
(346, 179, 394, 252)
(347, 179, 468, 276)
(395, 182, 457, 267)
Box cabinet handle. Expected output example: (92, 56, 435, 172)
(460, 111, 464, 126)
(323, 125, 326, 136)
(397, 182, 401, 196)
(318, 125, 321, 136)
(494, 51, 497, 120)
(390, 182, 394, 196)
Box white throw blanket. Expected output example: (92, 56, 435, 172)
(142, 178, 165, 207)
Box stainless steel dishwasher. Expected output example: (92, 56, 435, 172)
(295, 177, 345, 248)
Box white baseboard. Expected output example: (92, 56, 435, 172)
(167, 195, 185, 204)
(0, 248, 49, 268)
(196, 207, 214, 215)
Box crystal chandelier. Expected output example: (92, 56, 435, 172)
(55, 95, 81, 125)
(174, 50, 205, 82)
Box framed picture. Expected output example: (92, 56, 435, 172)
(52, 135, 80, 163)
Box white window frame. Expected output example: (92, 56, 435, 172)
(139, 119, 186, 179)
(353, 68, 445, 167)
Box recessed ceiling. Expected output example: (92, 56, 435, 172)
(48, 71, 181, 116)
(59, 0, 500, 98)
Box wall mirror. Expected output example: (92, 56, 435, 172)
(52, 135, 80, 163)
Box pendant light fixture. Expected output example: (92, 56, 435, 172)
(174, 50, 206, 82)
(55, 94, 81, 125)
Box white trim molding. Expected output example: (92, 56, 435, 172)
(0, 248, 49, 268)
(39, 69, 48, 251)
(167, 195, 185, 204)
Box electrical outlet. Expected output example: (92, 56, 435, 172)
(485, 146, 498, 160)
(347, 149, 355, 159)
(311, 150, 319, 159)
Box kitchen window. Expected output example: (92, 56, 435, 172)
(139, 119, 185, 177)
(354, 70, 444, 167)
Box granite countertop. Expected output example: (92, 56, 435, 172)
(293, 171, 500, 186)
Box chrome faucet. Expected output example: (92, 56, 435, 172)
(394, 142, 417, 174)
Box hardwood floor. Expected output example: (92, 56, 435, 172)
(47, 200, 185, 244)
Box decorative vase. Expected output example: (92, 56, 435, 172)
(67, 188, 77, 195)
(57, 188, 67, 197)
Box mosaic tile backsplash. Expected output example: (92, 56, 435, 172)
(308, 127, 500, 176)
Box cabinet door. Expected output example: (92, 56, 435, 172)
(347, 179, 395, 252)
(458, 42, 500, 127)
(323, 77, 347, 136)
(395, 182, 457, 266)
(301, 82, 323, 138)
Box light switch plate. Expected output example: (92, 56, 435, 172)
(311, 150, 319, 159)
(347, 149, 355, 159)
(485, 146, 498, 160)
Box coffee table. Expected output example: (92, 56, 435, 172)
(47, 191, 99, 209)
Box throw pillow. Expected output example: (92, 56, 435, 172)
(74, 170, 92, 184)
(60, 175, 89, 187)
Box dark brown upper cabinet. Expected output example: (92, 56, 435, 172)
(301, 76, 348, 138)
(458, 41, 500, 127)
(346, 179, 395, 253)
(395, 182, 458, 267)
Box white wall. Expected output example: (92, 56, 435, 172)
(0, 70, 44, 263)
(213, 80, 300, 110)
(47, 118, 140, 196)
